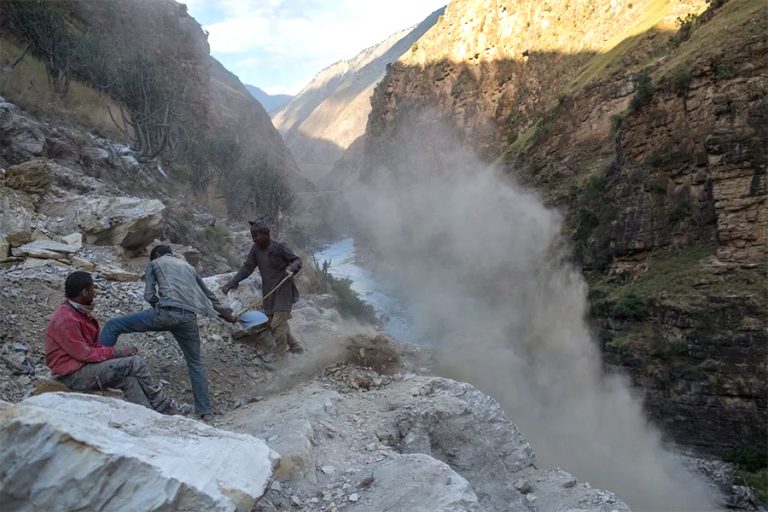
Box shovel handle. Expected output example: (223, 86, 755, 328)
(232, 271, 294, 318)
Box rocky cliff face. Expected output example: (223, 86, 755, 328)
(363, 0, 767, 455)
(366, 0, 703, 161)
(272, 9, 443, 185)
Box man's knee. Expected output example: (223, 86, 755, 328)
(270, 313, 289, 330)
(120, 355, 147, 375)
(185, 354, 205, 369)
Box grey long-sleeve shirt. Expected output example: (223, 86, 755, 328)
(228, 240, 302, 314)
(144, 255, 232, 317)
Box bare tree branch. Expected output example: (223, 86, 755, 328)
(1, 43, 29, 72)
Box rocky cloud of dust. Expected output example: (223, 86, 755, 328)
(347, 125, 715, 510)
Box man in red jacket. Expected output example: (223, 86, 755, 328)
(46, 271, 187, 414)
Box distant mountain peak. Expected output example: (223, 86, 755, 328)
(245, 85, 293, 113)
(272, 7, 444, 184)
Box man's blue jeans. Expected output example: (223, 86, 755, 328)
(99, 308, 211, 415)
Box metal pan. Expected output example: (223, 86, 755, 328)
(239, 310, 269, 329)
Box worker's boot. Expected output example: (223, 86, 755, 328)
(287, 332, 305, 354)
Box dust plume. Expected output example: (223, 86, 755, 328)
(346, 123, 715, 510)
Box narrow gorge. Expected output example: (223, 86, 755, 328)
(0, 0, 765, 511)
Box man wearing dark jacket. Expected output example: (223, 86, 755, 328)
(222, 221, 304, 355)
(99, 245, 235, 420)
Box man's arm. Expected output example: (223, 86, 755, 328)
(280, 243, 302, 273)
(55, 317, 116, 363)
(196, 273, 234, 320)
(223, 246, 258, 292)
(143, 263, 159, 305)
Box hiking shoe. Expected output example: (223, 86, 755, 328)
(288, 345, 305, 354)
(165, 401, 193, 416)
(199, 413, 213, 422)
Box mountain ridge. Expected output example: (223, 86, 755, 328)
(272, 7, 445, 184)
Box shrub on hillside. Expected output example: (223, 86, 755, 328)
(613, 293, 648, 319)
(672, 13, 698, 47)
(582, 175, 608, 202)
(724, 447, 768, 473)
(724, 447, 768, 505)
(669, 202, 692, 222)
(643, 178, 668, 194)
(630, 70, 654, 112)
(673, 66, 693, 96)
(328, 275, 377, 323)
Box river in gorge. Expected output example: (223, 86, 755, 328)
(315, 237, 420, 343)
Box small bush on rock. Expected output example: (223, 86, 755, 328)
(672, 13, 698, 47)
(669, 202, 692, 222)
(630, 70, 654, 112)
(673, 67, 693, 96)
(644, 178, 668, 193)
(724, 447, 768, 505)
(613, 293, 648, 319)
(582, 175, 608, 202)
(327, 275, 377, 323)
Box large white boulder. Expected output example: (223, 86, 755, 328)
(0, 393, 279, 512)
(75, 196, 166, 251)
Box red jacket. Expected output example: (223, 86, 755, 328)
(45, 302, 115, 376)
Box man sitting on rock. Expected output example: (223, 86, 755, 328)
(221, 221, 305, 356)
(45, 270, 188, 414)
(99, 245, 236, 421)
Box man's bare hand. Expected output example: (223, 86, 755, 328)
(221, 282, 238, 294)
(220, 311, 238, 323)
(115, 345, 139, 357)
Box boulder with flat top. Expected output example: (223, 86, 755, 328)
(75, 196, 166, 251)
(0, 392, 279, 512)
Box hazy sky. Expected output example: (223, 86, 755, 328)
(184, 0, 445, 96)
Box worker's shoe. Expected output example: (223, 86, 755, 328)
(288, 344, 305, 354)
(165, 400, 193, 416)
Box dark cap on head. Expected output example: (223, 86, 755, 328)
(150, 244, 173, 261)
(65, 271, 93, 298)
(248, 221, 270, 236)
